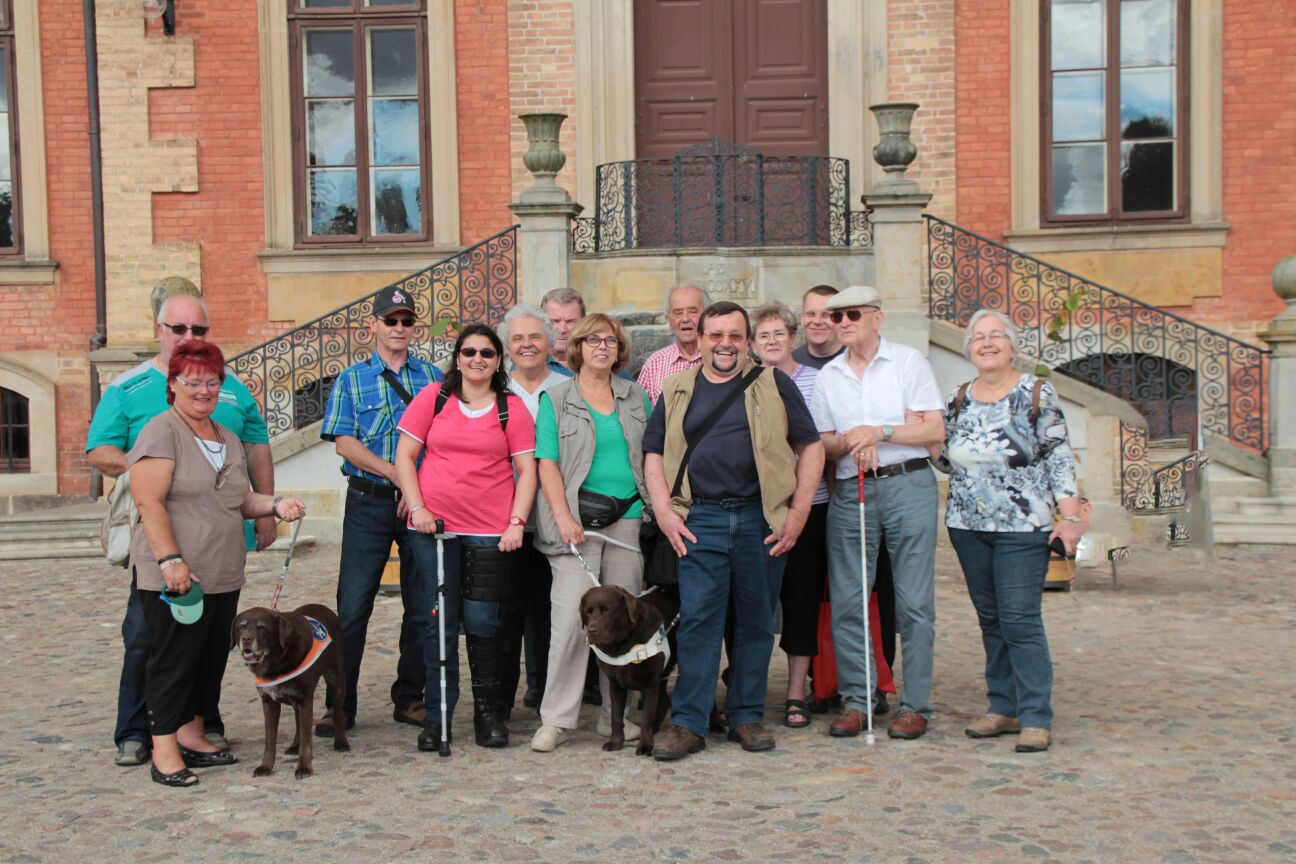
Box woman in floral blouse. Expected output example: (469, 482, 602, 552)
(942, 309, 1088, 753)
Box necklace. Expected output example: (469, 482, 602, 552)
(172, 408, 224, 456)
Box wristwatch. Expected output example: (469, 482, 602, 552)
(881, 424, 894, 442)
(508, 515, 525, 527)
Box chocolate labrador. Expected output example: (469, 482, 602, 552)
(231, 604, 349, 778)
(581, 584, 679, 756)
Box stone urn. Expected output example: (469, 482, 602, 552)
(520, 113, 568, 192)
(870, 102, 919, 188)
(1274, 255, 1296, 322)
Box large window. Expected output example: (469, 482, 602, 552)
(0, 387, 28, 473)
(0, 0, 19, 254)
(289, 0, 428, 246)
(1042, 0, 1187, 224)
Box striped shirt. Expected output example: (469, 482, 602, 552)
(320, 352, 443, 484)
(636, 342, 703, 403)
(790, 363, 830, 506)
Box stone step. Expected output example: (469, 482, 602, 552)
(1230, 497, 1296, 516)
(1211, 512, 1296, 545)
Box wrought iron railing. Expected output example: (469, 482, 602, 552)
(928, 216, 1269, 452)
(228, 225, 518, 438)
(1119, 422, 1152, 511)
(571, 140, 872, 253)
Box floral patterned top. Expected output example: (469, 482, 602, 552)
(942, 374, 1078, 532)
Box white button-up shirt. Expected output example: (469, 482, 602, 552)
(809, 336, 944, 478)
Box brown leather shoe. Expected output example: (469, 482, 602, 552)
(726, 723, 775, 752)
(394, 703, 426, 727)
(1015, 727, 1051, 752)
(829, 708, 866, 738)
(965, 713, 1020, 738)
(887, 711, 928, 739)
(652, 724, 706, 761)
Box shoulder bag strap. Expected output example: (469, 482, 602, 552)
(380, 367, 415, 406)
(431, 385, 509, 431)
(670, 366, 764, 498)
(952, 381, 971, 421)
(1030, 377, 1044, 426)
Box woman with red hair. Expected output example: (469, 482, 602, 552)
(129, 340, 307, 787)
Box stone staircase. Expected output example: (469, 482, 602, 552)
(1212, 495, 1296, 545)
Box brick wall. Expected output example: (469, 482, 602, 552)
(506, 0, 577, 201)
(952, 0, 1010, 235)
(455, 0, 515, 242)
(889, 0, 958, 219)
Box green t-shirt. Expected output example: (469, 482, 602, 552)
(536, 392, 652, 519)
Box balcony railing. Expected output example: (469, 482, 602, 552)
(228, 225, 518, 438)
(572, 140, 872, 253)
(927, 216, 1269, 452)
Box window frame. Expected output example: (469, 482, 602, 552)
(1039, 0, 1190, 227)
(0, 385, 29, 474)
(288, 0, 431, 248)
(0, 0, 22, 257)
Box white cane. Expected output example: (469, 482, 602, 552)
(858, 469, 876, 746)
(432, 519, 455, 757)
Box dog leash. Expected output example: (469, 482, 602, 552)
(270, 517, 305, 611)
(567, 540, 659, 598)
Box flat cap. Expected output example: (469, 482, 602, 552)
(825, 284, 882, 310)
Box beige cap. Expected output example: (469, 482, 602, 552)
(825, 284, 882, 310)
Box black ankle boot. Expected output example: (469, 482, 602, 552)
(417, 723, 452, 752)
(467, 635, 509, 748)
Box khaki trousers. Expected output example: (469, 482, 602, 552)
(539, 517, 643, 729)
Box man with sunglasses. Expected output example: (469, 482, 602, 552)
(808, 285, 945, 742)
(316, 285, 444, 739)
(86, 291, 275, 766)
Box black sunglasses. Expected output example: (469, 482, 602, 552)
(382, 316, 415, 328)
(829, 308, 876, 324)
(459, 347, 499, 359)
(161, 322, 210, 337)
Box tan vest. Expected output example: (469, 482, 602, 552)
(660, 358, 798, 534)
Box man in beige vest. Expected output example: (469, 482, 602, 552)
(642, 301, 824, 760)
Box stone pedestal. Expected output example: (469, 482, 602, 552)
(863, 190, 933, 354)
(1260, 255, 1296, 496)
(508, 113, 583, 305)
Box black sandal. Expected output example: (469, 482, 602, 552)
(151, 763, 199, 787)
(179, 745, 238, 768)
(784, 699, 811, 728)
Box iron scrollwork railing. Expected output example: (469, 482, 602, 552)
(572, 140, 872, 253)
(1146, 451, 1209, 512)
(927, 216, 1269, 452)
(228, 225, 518, 438)
(1119, 422, 1152, 511)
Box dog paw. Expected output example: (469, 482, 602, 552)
(635, 742, 654, 756)
(602, 739, 624, 752)
(334, 740, 351, 753)
(285, 743, 299, 756)
(294, 766, 314, 779)
(253, 765, 274, 777)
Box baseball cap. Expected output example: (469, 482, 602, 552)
(160, 581, 205, 625)
(825, 285, 882, 310)
(373, 286, 416, 318)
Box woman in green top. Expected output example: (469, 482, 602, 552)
(529, 313, 653, 752)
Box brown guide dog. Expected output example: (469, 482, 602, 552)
(231, 604, 349, 778)
(581, 584, 679, 756)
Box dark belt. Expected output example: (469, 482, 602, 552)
(347, 475, 401, 500)
(863, 457, 931, 480)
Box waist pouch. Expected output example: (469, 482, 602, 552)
(577, 488, 640, 529)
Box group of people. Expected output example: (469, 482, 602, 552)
(92, 276, 1088, 786)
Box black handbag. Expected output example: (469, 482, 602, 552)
(577, 489, 640, 529)
(643, 367, 764, 587)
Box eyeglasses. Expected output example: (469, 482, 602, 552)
(829, 307, 877, 324)
(161, 322, 210, 337)
(174, 376, 223, 392)
(382, 316, 415, 328)
(969, 330, 1011, 344)
(459, 347, 499, 359)
(755, 330, 789, 343)
(583, 335, 619, 348)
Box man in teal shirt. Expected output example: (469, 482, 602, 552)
(87, 293, 275, 766)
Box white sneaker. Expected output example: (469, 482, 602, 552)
(596, 715, 641, 741)
(530, 724, 570, 752)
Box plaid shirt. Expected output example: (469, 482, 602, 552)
(636, 342, 703, 403)
(321, 352, 443, 484)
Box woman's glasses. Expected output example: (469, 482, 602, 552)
(459, 347, 499, 359)
(161, 323, 210, 337)
(583, 335, 620, 348)
(174, 376, 222, 392)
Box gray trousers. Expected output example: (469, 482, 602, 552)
(826, 467, 938, 717)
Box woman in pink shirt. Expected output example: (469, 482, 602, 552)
(394, 324, 537, 751)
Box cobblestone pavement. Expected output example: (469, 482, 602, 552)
(1, 537, 1294, 864)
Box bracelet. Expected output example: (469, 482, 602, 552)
(409, 505, 426, 516)
(272, 496, 284, 519)
(159, 557, 184, 571)
(157, 553, 183, 566)
(1060, 515, 1082, 523)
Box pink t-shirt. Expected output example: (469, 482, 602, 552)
(397, 383, 536, 535)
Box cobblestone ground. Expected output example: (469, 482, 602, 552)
(1, 537, 1294, 864)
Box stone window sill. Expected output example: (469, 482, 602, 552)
(258, 246, 462, 277)
(0, 259, 59, 284)
(1004, 222, 1230, 255)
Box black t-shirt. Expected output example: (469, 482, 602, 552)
(791, 343, 844, 370)
(643, 368, 820, 499)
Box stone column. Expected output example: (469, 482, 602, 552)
(508, 113, 584, 306)
(1260, 255, 1296, 496)
(863, 102, 932, 353)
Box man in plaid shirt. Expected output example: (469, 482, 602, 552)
(636, 283, 711, 402)
(316, 285, 444, 737)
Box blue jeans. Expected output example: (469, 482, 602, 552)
(826, 469, 938, 717)
(410, 532, 502, 724)
(671, 498, 786, 737)
(336, 486, 427, 721)
(948, 528, 1054, 729)
(114, 571, 225, 745)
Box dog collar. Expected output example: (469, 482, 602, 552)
(588, 614, 679, 667)
(255, 617, 331, 688)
